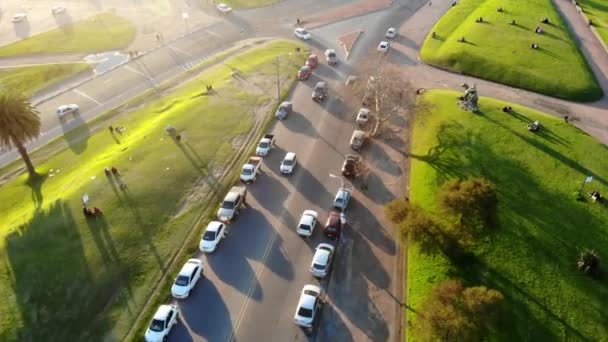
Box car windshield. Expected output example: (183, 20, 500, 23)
(300, 29, 308, 35)
(175, 275, 190, 286)
(313, 263, 326, 270)
(283, 159, 293, 166)
(149, 319, 165, 332)
(328, 52, 336, 57)
(335, 198, 343, 205)
(242, 168, 252, 175)
(299, 224, 311, 231)
(221, 201, 235, 209)
(297, 307, 313, 318)
(259, 142, 268, 148)
(203, 231, 216, 241)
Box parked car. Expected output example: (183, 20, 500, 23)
(280, 152, 297, 174)
(199, 221, 227, 253)
(356, 108, 370, 125)
(293, 285, 323, 333)
(312, 82, 328, 102)
(306, 54, 319, 68)
(298, 65, 312, 80)
(377, 41, 390, 53)
(217, 186, 247, 222)
(310, 243, 335, 278)
(385, 27, 397, 39)
(171, 259, 203, 298)
(256, 134, 275, 156)
(333, 187, 352, 212)
(11, 13, 27, 23)
(350, 130, 366, 151)
(362, 76, 376, 107)
(240, 156, 262, 183)
(51, 5, 66, 15)
(297, 210, 318, 237)
(324, 49, 338, 65)
(275, 101, 293, 120)
(294, 27, 311, 40)
(57, 104, 79, 119)
(145, 304, 179, 342)
(216, 3, 232, 13)
(341, 154, 360, 178)
(323, 210, 343, 240)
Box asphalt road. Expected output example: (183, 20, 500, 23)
(170, 4, 410, 341)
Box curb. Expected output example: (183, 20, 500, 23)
(338, 31, 364, 60)
(31, 22, 211, 106)
(570, 0, 608, 56)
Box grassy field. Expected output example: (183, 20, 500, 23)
(220, 0, 280, 8)
(578, 0, 608, 46)
(0, 63, 91, 96)
(0, 40, 304, 341)
(420, 0, 602, 102)
(0, 13, 135, 57)
(407, 90, 608, 340)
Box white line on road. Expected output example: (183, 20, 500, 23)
(205, 29, 224, 39)
(168, 45, 194, 58)
(124, 66, 156, 82)
(73, 89, 101, 105)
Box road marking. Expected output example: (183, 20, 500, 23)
(168, 45, 193, 58)
(124, 66, 156, 82)
(103, 78, 113, 84)
(205, 29, 224, 39)
(73, 89, 101, 105)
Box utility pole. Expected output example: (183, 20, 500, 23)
(276, 55, 281, 101)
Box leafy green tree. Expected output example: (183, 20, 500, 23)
(385, 199, 442, 252)
(438, 177, 498, 230)
(0, 91, 41, 178)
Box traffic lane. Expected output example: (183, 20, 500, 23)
(37, 88, 99, 132)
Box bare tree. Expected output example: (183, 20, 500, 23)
(343, 59, 420, 137)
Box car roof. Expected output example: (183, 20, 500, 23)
(224, 191, 239, 202)
(358, 108, 370, 114)
(178, 259, 201, 276)
(153, 305, 174, 320)
(313, 245, 333, 264)
(315, 81, 327, 87)
(300, 65, 310, 70)
(308, 54, 317, 58)
(284, 152, 296, 160)
(326, 49, 335, 53)
(280, 101, 292, 106)
(337, 187, 351, 196)
(300, 211, 316, 224)
(299, 285, 321, 309)
(206, 221, 223, 232)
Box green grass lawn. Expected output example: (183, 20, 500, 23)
(407, 90, 608, 340)
(420, 0, 602, 102)
(0, 13, 135, 57)
(0, 40, 304, 341)
(578, 0, 608, 46)
(220, 0, 280, 8)
(0, 63, 91, 96)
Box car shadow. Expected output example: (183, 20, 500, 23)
(364, 139, 403, 177)
(283, 110, 317, 137)
(173, 280, 232, 342)
(348, 196, 396, 257)
(54, 11, 74, 33)
(14, 19, 31, 38)
(313, 63, 341, 80)
(61, 114, 90, 154)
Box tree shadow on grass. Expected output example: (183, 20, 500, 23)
(5, 200, 113, 341)
(26, 173, 47, 209)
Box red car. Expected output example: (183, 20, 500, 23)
(298, 65, 311, 80)
(305, 54, 319, 68)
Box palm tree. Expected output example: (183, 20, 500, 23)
(0, 91, 41, 178)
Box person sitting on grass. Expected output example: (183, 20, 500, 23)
(589, 190, 603, 203)
(535, 26, 544, 34)
(502, 106, 513, 113)
(497, 6, 504, 12)
(527, 120, 541, 132)
(531, 42, 540, 49)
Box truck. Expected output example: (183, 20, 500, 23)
(217, 186, 247, 222)
(240, 156, 262, 183)
(256, 134, 276, 156)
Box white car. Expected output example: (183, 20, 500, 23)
(199, 221, 227, 253)
(51, 5, 66, 15)
(294, 285, 323, 332)
(310, 243, 335, 278)
(57, 104, 79, 119)
(385, 27, 397, 39)
(356, 108, 370, 125)
(171, 258, 203, 299)
(216, 3, 232, 13)
(294, 28, 311, 40)
(144, 304, 178, 342)
(297, 210, 318, 237)
(11, 13, 27, 23)
(280, 152, 297, 174)
(378, 41, 390, 53)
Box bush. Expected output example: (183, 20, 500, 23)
(385, 199, 442, 251)
(414, 279, 504, 341)
(577, 249, 600, 276)
(438, 177, 498, 229)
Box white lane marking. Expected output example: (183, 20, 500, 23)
(73, 89, 101, 105)
(124, 66, 156, 82)
(169, 45, 193, 58)
(205, 29, 223, 39)
(103, 78, 113, 84)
